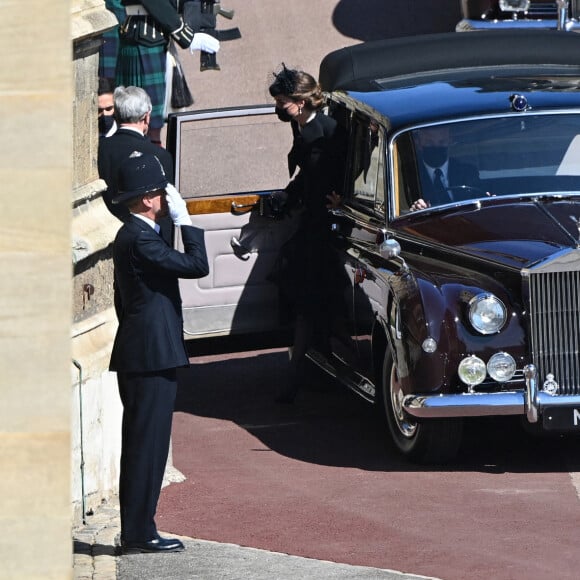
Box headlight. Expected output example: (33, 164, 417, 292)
(499, 0, 530, 12)
(458, 355, 487, 387)
(468, 293, 507, 335)
(487, 352, 516, 382)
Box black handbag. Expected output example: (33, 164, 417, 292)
(169, 42, 194, 109)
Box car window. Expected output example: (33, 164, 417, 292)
(393, 113, 580, 216)
(170, 108, 292, 197)
(349, 117, 386, 214)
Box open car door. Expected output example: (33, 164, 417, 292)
(167, 106, 296, 339)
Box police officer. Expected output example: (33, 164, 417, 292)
(110, 152, 209, 553)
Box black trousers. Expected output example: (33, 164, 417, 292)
(117, 368, 177, 542)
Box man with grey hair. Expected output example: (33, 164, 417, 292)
(98, 85, 174, 242)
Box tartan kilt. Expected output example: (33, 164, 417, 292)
(115, 40, 168, 129)
(99, 27, 121, 80)
(99, 0, 126, 80)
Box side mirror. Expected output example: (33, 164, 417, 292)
(380, 238, 409, 273)
(380, 238, 401, 259)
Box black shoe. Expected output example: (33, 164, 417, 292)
(122, 536, 185, 554)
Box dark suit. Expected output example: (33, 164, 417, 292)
(98, 128, 175, 242)
(419, 159, 481, 206)
(110, 215, 208, 542)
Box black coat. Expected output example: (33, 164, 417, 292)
(109, 216, 209, 373)
(98, 128, 175, 222)
(285, 111, 347, 230)
(275, 112, 348, 316)
(122, 0, 182, 33)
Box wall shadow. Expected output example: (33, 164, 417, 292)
(331, 0, 462, 41)
(175, 351, 579, 475)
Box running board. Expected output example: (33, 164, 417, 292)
(306, 350, 376, 403)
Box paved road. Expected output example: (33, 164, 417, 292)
(143, 2, 580, 579)
(150, 346, 580, 580)
(172, 0, 461, 113)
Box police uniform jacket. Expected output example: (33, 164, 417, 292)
(109, 215, 209, 373)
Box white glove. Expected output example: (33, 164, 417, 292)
(190, 33, 220, 54)
(165, 184, 191, 226)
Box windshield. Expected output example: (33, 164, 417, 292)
(392, 113, 580, 216)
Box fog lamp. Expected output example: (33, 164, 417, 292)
(458, 355, 487, 387)
(499, 0, 530, 11)
(487, 352, 516, 382)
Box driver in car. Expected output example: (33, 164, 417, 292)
(410, 125, 481, 211)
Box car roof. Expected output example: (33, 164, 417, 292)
(320, 30, 580, 130)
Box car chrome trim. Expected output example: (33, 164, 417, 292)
(525, 364, 539, 422)
(306, 350, 376, 403)
(403, 387, 580, 422)
(456, 19, 580, 32)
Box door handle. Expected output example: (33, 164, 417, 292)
(231, 200, 259, 212)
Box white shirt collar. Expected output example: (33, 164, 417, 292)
(424, 159, 449, 184)
(120, 125, 145, 136)
(132, 213, 160, 233)
(297, 111, 317, 133)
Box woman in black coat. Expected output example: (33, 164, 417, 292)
(268, 65, 348, 403)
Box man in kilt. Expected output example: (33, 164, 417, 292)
(99, 0, 126, 81)
(116, 0, 219, 145)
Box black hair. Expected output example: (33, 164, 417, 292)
(98, 77, 116, 96)
(269, 64, 324, 110)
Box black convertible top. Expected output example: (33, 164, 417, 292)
(319, 30, 580, 92)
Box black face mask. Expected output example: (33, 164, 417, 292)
(275, 106, 294, 123)
(422, 145, 448, 168)
(99, 114, 115, 136)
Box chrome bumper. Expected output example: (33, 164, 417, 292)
(403, 364, 580, 424)
(456, 19, 580, 32)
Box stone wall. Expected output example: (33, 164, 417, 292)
(0, 0, 77, 577)
(70, 0, 183, 526)
(71, 0, 124, 524)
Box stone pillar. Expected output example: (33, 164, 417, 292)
(71, 0, 124, 524)
(70, 0, 184, 526)
(0, 0, 75, 577)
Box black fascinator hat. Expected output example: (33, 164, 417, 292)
(269, 63, 298, 97)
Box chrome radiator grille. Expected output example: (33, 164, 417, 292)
(526, 2, 558, 18)
(529, 269, 580, 396)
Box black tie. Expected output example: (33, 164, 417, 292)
(433, 168, 453, 201)
(433, 168, 445, 192)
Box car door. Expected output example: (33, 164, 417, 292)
(167, 106, 298, 339)
(333, 113, 390, 389)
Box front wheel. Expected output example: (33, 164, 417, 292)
(379, 347, 463, 464)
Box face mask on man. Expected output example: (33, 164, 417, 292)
(275, 106, 294, 123)
(99, 114, 115, 136)
(422, 145, 448, 168)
